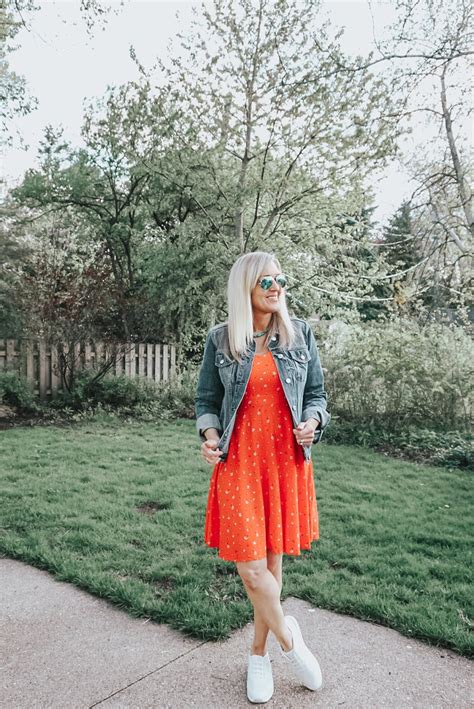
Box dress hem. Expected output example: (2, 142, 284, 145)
(204, 536, 319, 563)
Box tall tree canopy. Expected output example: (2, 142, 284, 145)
(4, 0, 471, 353)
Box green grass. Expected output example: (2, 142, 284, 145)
(0, 417, 472, 657)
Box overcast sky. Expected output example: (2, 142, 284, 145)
(3, 0, 417, 226)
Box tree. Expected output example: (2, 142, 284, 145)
(0, 0, 121, 146)
(379, 201, 422, 314)
(0, 218, 29, 337)
(368, 0, 473, 316)
(152, 0, 402, 246)
(125, 0, 408, 321)
(12, 88, 155, 340)
(9, 81, 221, 346)
(0, 0, 37, 147)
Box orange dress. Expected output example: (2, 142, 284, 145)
(204, 350, 319, 562)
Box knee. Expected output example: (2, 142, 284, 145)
(267, 553, 282, 578)
(236, 561, 267, 591)
(267, 553, 282, 580)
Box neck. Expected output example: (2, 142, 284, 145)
(253, 313, 273, 332)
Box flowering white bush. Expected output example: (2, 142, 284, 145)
(319, 319, 473, 430)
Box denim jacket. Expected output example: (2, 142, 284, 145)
(195, 318, 331, 462)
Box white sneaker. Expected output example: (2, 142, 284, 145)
(279, 615, 323, 690)
(247, 651, 274, 703)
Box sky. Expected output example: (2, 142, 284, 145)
(3, 0, 417, 226)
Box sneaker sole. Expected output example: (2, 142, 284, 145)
(247, 690, 274, 704)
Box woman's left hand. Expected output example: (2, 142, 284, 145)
(293, 418, 319, 446)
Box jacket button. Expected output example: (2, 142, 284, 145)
(285, 377, 291, 383)
(277, 353, 283, 359)
(292, 404, 296, 410)
(271, 336, 277, 341)
(300, 354, 305, 359)
(220, 359, 225, 364)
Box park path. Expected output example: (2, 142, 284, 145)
(1, 558, 472, 708)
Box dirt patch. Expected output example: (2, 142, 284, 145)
(136, 500, 172, 515)
(154, 578, 175, 594)
(128, 538, 144, 548)
(0, 409, 71, 430)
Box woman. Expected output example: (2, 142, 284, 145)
(195, 251, 330, 704)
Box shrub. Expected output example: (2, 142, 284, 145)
(151, 366, 198, 419)
(53, 370, 158, 410)
(0, 370, 38, 412)
(50, 366, 198, 420)
(320, 318, 473, 431)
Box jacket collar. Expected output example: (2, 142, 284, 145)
(247, 330, 280, 353)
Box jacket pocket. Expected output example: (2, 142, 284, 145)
(287, 347, 311, 382)
(288, 347, 311, 363)
(215, 350, 235, 386)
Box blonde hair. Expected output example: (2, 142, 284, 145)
(227, 251, 296, 362)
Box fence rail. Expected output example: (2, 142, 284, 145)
(0, 339, 177, 400)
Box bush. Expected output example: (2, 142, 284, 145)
(320, 318, 473, 431)
(52, 370, 159, 410)
(50, 366, 199, 420)
(0, 370, 38, 412)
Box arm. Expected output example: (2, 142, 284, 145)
(302, 322, 331, 443)
(201, 427, 220, 440)
(195, 330, 225, 443)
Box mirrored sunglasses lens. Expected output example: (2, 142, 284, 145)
(276, 275, 287, 288)
(260, 277, 273, 290)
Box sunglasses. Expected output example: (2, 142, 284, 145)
(257, 274, 288, 290)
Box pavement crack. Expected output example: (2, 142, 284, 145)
(88, 640, 210, 707)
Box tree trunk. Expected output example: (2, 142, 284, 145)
(440, 71, 473, 243)
(234, 0, 264, 253)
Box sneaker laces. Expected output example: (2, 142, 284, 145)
(289, 651, 307, 670)
(282, 643, 310, 670)
(250, 655, 268, 678)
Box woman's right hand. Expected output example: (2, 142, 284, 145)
(201, 438, 224, 465)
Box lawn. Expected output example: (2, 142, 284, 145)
(0, 417, 472, 658)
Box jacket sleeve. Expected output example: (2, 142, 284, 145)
(195, 329, 225, 442)
(302, 322, 331, 443)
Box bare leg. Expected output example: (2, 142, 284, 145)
(236, 555, 292, 656)
(251, 551, 283, 655)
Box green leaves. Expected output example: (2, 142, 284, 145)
(322, 317, 473, 431)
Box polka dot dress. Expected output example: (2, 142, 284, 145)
(204, 350, 319, 562)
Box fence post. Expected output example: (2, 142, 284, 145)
(170, 345, 176, 379)
(163, 344, 169, 381)
(84, 343, 92, 369)
(95, 342, 104, 369)
(146, 344, 153, 379)
(51, 344, 59, 398)
(138, 343, 145, 378)
(154, 344, 161, 383)
(126, 344, 135, 378)
(74, 342, 81, 373)
(39, 339, 47, 400)
(115, 345, 123, 376)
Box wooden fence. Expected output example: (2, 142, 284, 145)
(0, 339, 177, 400)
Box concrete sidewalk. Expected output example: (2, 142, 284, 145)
(1, 558, 472, 708)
